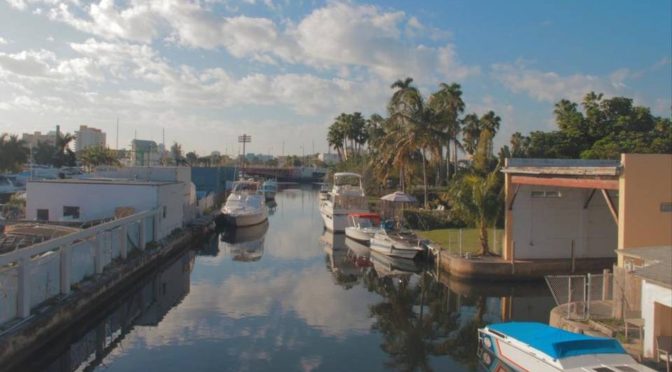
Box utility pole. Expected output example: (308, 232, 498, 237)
(238, 134, 252, 178)
(116, 117, 119, 150)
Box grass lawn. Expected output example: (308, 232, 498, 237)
(416, 228, 504, 256)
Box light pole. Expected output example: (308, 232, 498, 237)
(238, 134, 252, 178)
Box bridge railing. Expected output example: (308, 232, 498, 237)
(0, 209, 162, 328)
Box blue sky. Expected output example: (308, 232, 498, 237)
(0, 0, 670, 156)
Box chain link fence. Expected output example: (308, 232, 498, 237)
(545, 272, 612, 321)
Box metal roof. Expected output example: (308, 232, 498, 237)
(618, 246, 672, 289)
(503, 158, 621, 177)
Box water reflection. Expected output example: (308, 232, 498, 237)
(219, 221, 269, 262)
(14, 249, 195, 372)
(14, 188, 555, 372)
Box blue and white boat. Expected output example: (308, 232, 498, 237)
(261, 179, 278, 200)
(478, 322, 654, 372)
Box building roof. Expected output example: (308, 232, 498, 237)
(503, 158, 621, 177)
(0, 223, 80, 253)
(487, 322, 626, 360)
(28, 178, 178, 186)
(618, 246, 672, 289)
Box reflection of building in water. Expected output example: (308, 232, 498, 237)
(196, 234, 220, 257)
(22, 250, 195, 372)
(219, 221, 268, 262)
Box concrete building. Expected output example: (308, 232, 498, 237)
(26, 179, 183, 238)
(503, 154, 671, 263)
(318, 152, 340, 165)
(21, 131, 57, 147)
(131, 139, 162, 166)
(74, 125, 106, 152)
(617, 247, 672, 359)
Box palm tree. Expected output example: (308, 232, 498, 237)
(327, 117, 347, 161)
(449, 168, 502, 256)
(429, 83, 465, 183)
(53, 132, 76, 167)
(0, 134, 29, 172)
(461, 113, 481, 156)
(79, 145, 121, 171)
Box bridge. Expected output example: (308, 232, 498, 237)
(241, 166, 327, 183)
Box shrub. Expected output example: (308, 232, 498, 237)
(402, 208, 466, 230)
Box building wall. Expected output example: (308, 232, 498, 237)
(641, 280, 672, 357)
(26, 182, 184, 238)
(75, 126, 106, 152)
(509, 185, 617, 259)
(618, 154, 672, 257)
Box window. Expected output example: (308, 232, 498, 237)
(37, 209, 49, 220)
(63, 206, 80, 219)
(531, 190, 562, 198)
(163, 206, 167, 219)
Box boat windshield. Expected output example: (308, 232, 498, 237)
(233, 182, 258, 193)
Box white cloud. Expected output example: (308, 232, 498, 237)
(0, 36, 8, 45)
(491, 62, 614, 102)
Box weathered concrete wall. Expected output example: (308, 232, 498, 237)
(0, 228, 209, 370)
(641, 280, 672, 357)
(438, 251, 615, 280)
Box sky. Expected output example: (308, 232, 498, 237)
(0, 0, 670, 157)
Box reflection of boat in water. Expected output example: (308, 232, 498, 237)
(370, 250, 422, 277)
(322, 232, 364, 283)
(219, 221, 268, 262)
(266, 200, 277, 216)
(261, 179, 277, 200)
(478, 322, 655, 372)
(344, 237, 372, 269)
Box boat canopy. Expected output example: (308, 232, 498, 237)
(488, 322, 626, 360)
(334, 172, 362, 178)
(348, 213, 381, 222)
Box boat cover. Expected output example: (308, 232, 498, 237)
(488, 322, 626, 360)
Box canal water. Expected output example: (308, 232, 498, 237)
(17, 187, 556, 372)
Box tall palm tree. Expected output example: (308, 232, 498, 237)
(327, 120, 346, 161)
(429, 83, 465, 183)
(53, 132, 76, 167)
(461, 113, 481, 156)
(0, 134, 29, 172)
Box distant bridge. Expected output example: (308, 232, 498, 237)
(241, 166, 326, 183)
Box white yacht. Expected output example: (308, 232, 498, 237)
(478, 322, 655, 372)
(261, 179, 277, 200)
(370, 228, 426, 260)
(319, 172, 369, 232)
(219, 181, 268, 227)
(344, 213, 383, 244)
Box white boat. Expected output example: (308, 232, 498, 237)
(478, 322, 655, 372)
(370, 228, 426, 260)
(318, 183, 330, 201)
(319, 172, 369, 232)
(344, 213, 383, 244)
(261, 179, 277, 200)
(219, 181, 268, 227)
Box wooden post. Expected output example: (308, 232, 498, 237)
(459, 229, 463, 257)
(94, 233, 103, 274)
(571, 240, 576, 274)
(511, 241, 516, 274)
(567, 276, 573, 319)
(119, 225, 128, 259)
(60, 245, 71, 295)
(602, 269, 609, 301)
(139, 218, 146, 251)
(17, 257, 31, 318)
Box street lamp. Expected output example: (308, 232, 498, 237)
(238, 134, 252, 177)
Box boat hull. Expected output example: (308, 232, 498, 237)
(319, 204, 368, 232)
(219, 209, 268, 228)
(369, 238, 422, 259)
(344, 227, 373, 243)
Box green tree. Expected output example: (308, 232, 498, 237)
(53, 132, 77, 167)
(185, 151, 198, 166)
(449, 169, 502, 256)
(171, 142, 184, 165)
(79, 146, 121, 170)
(429, 83, 465, 183)
(0, 134, 29, 172)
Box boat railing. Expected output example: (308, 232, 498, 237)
(333, 195, 368, 210)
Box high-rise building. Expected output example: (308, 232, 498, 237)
(22, 131, 57, 148)
(75, 125, 106, 152)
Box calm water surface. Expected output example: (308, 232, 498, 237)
(19, 187, 555, 372)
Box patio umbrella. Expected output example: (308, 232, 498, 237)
(380, 191, 417, 203)
(380, 191, 417, 227)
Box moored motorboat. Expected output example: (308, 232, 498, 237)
(218, 181, 267, 228)
(370, 228, 426, 260)
(319, 173, 369, 232)
(478, 322, 655, 371)
(344, 212, 383, 244)
(261, 179, 277, 200)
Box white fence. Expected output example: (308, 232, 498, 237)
(0, 209, 161, 327)
(545, 271, 613, 321)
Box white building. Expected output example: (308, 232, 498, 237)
(318, 152, 340, 165)
(26, 179, 184, 238)
(75, 125, 106, 152)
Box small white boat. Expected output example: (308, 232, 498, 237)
(478, 322, 655, 372)
(344, 213, 383, 244)
(319, 172, 369, 232)
(370, 228, 426, 260)
(261, 179, 277, 200)
(318, 183, 330, 201)
(219, 181, 267, 227)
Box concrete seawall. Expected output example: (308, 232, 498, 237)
(437, 251, 615, 280)
(0, 228, 210, 370)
